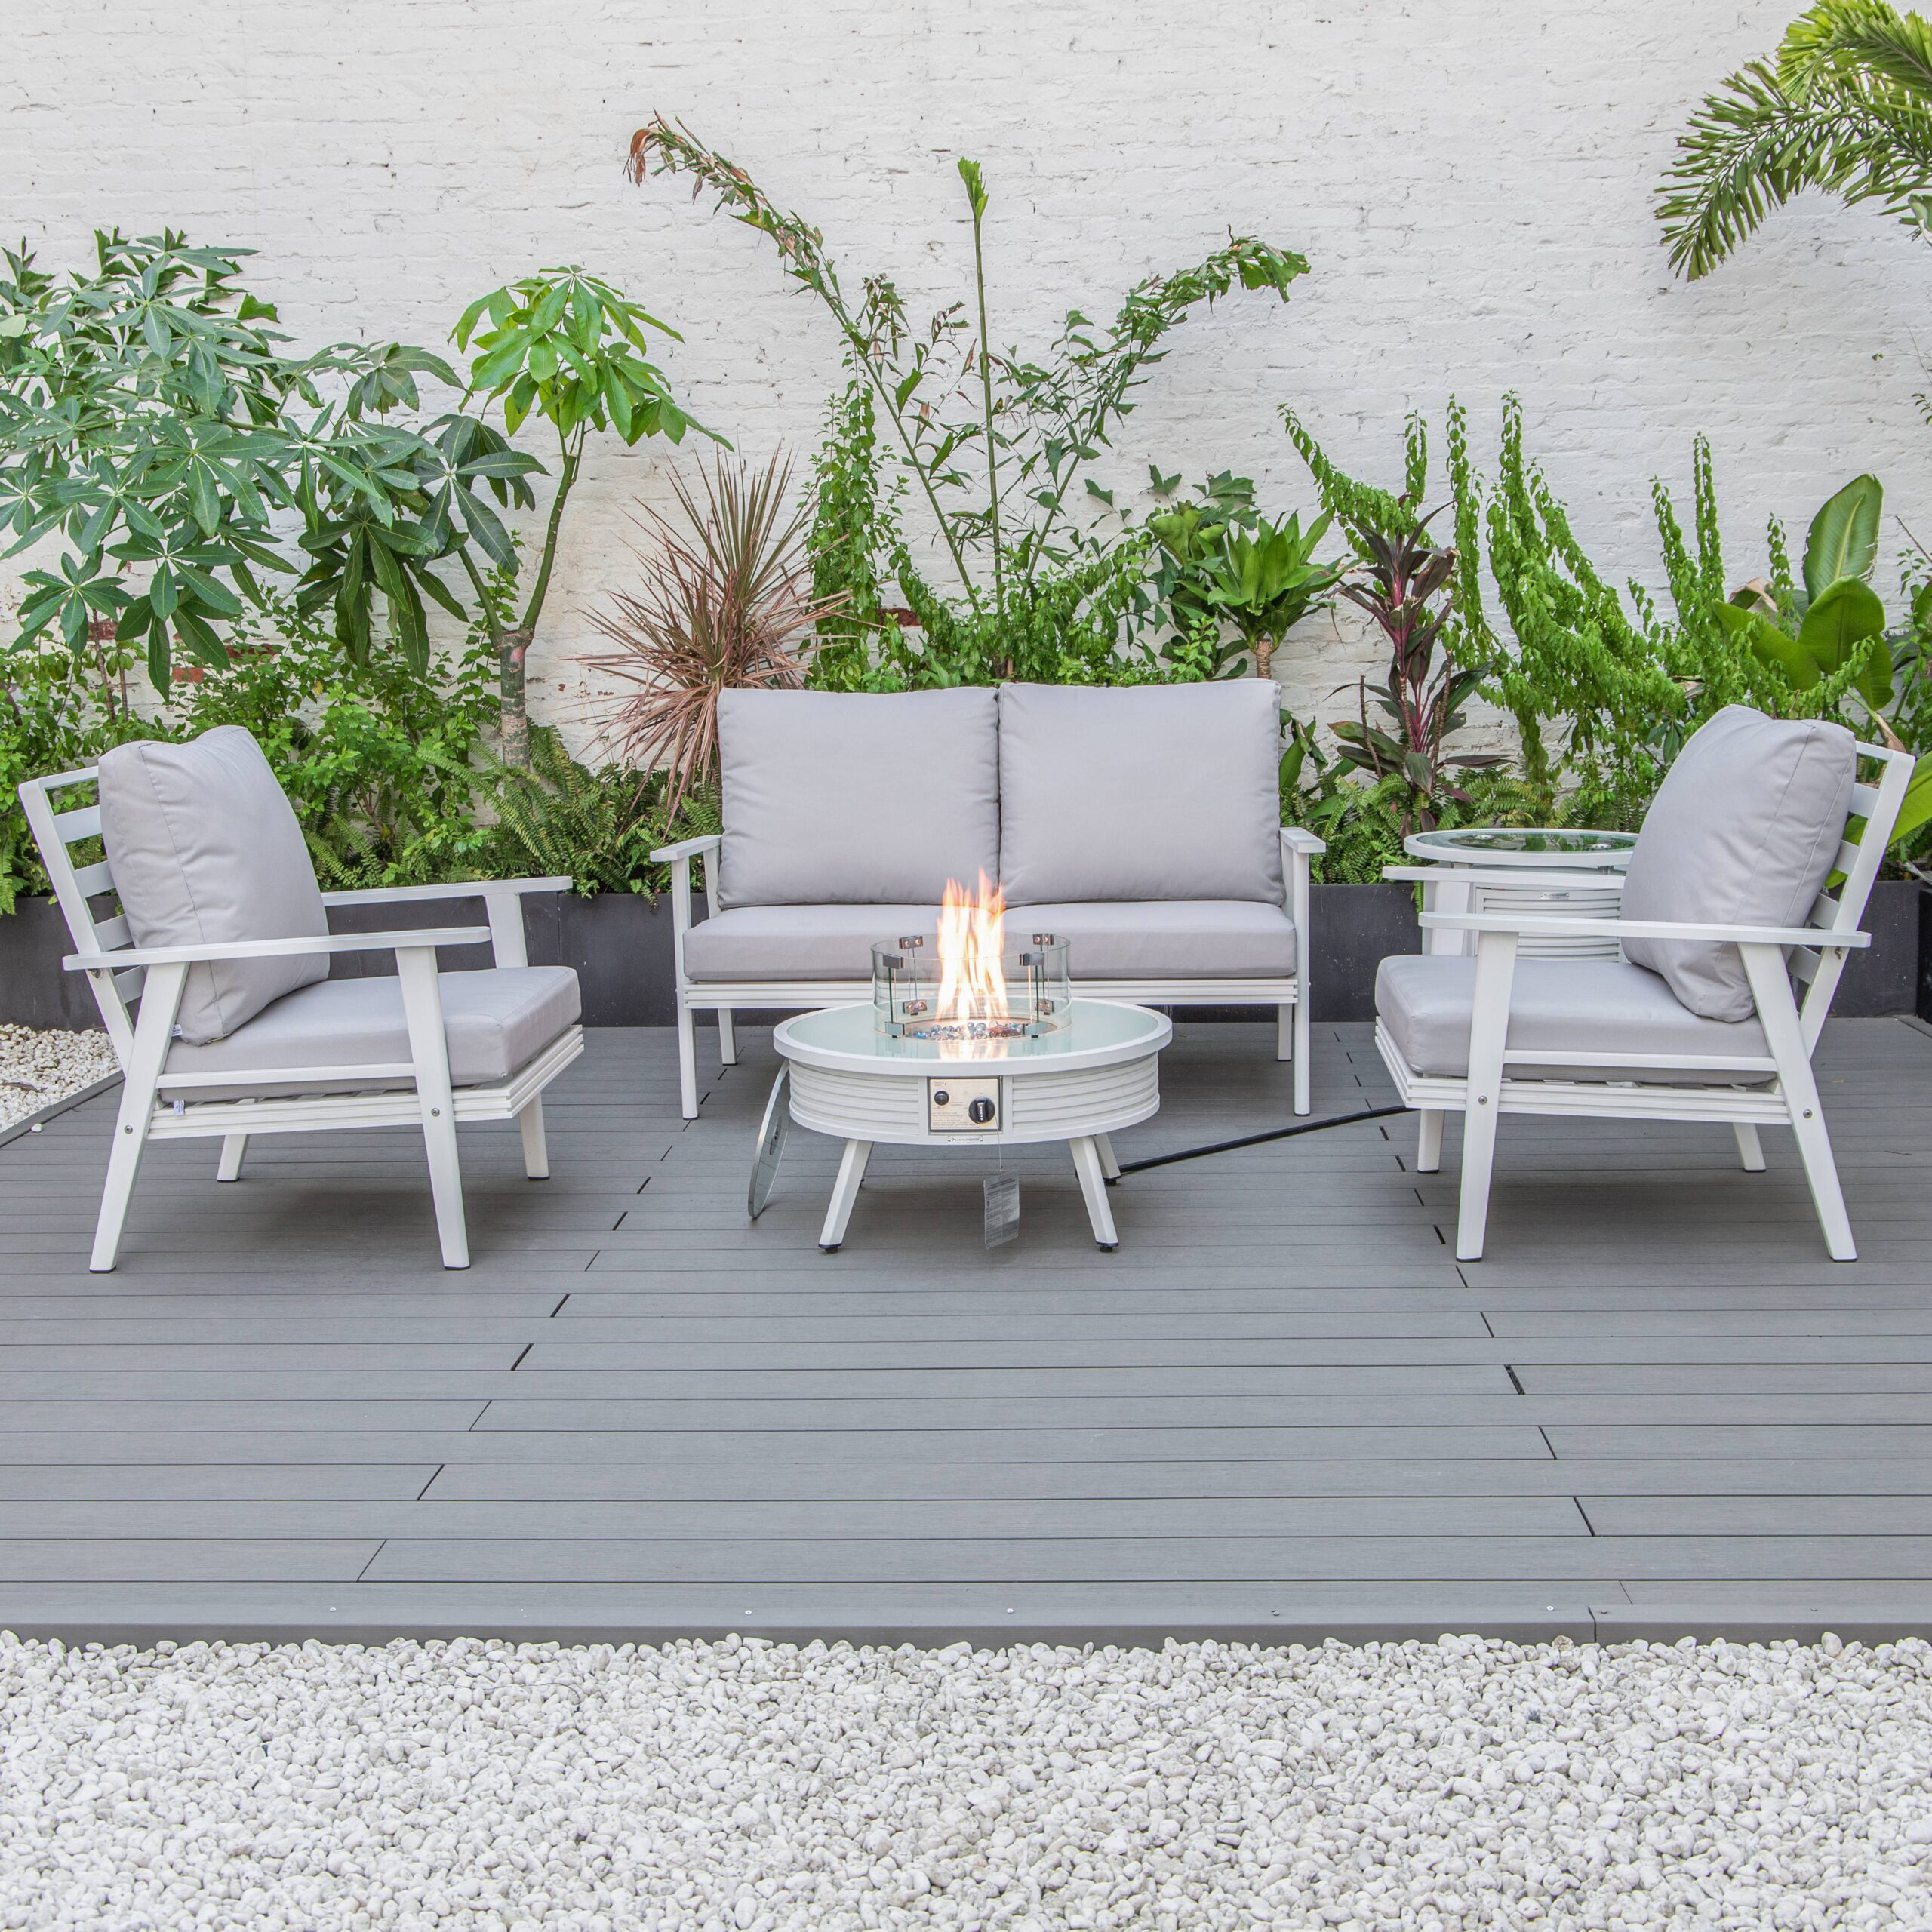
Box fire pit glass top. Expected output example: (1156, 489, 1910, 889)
(789, 998, 1164, 1069)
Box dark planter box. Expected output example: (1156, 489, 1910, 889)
(4, 878, 1921, 1031)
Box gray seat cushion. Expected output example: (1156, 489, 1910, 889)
(162, 966, 580, 1095)
(1376, 954, 1773, 1084)
(1620, 705, 1855, 1022)
(98, 727, 328, 1044)
(997, 681, 1284, 903)
(1009, 901, 1298, 979)
(681, 901, 1300, 983)
(683, 906, 940, 983)
(715, 690, 999, 909)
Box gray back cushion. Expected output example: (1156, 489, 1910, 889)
(1622, 705, 1855, 1021)
(98, 726, 329, 1045)
(715, 689, 1001, 908)
(996, 681, 1284, 903)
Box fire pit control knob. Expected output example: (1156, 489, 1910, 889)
(932, 1090, 950, 1108)
(968, 1097, 996, 1124)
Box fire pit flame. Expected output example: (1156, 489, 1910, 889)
(935, 872, 1011, 1033)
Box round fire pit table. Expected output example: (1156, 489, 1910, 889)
(764, 999, 1172, 1252)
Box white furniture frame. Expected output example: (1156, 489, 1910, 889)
(652, 826, 1323, 1122)
(20, 764, 582, 1273)
(1374, 739, 1915, 1263)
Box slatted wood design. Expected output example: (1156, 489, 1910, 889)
(3, 1019, 1932, 1645)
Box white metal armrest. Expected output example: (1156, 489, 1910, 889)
(321, 878, 571, 906)
(1281, 826, 1326, 857)
(1419, 911, 1869, 948)
(1384, 865, 1629, 892)
(64, 926, 494, 971)
(650, 835, 723, 863)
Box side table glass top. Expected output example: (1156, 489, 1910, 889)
(1404, 826, 1638, 869)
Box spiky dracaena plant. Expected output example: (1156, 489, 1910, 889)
(1329, 513, 1504, 833)
(587, 451, 848, 813)
(1658, 1, 1932, 278)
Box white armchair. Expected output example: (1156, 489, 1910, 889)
(1374, 708, 1915, 1262)
(20, 728, 583, 1272)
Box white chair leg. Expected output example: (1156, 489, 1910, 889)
(820, 1139, 872, 1251)
(718, 1007, 737, 1068)
(1291, 998, 1312, 1115)
(90, 962, 185, 1274)
(1454, 931, 1518, 1262)
(1417, 1109, 1444, 1174)
(1071, 1137, 1119, 1249)
(397, 946, 469, 1270)
(1095, 1133, 1121, 1181)
(518, 1098, 550, 1180)
(1732, 1123, 1766, 1173)
(216, 1134, 248, 1183)
(1276, 1003, 1294, 1063)
(1742, 945, 1855, 1262)
(676, 1001, 699, 1121)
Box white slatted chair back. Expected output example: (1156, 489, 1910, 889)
(1793, 738, 1917, 1052)
(16, 764, 141, 1063)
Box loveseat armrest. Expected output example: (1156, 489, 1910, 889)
(1281, 826, 1326, 857)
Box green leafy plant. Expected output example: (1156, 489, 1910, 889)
(453, 266, 708, 761)
(588, 451, 844, 812)
(628, 119, 1306, 685)
(0, 231, 537, 684)
(1716, 474, 1893, 709)
(1657, 1, 1932, 279)
(485, 724, 721, 897)
(1194, 509, 1342, 683)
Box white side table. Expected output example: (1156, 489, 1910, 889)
(1400, 828, 1638, 961)
(761, 999, 1171, 1251)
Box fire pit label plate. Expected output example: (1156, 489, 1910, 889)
(928, 1075, 1000, 1134)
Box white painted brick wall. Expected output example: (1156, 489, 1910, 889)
(8, 0, 1932, 760)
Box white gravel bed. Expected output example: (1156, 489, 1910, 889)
(0, 1023, 117, 1131)
(5, 1631, 1932, 1931)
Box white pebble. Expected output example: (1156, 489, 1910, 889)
(1, 1629, 1929, 1930)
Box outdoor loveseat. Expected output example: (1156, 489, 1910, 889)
(653, 681, 1322, 1118)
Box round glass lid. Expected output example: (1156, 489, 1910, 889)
(780, 997, 1166, 1066)
(1404, 826, 1638, 866)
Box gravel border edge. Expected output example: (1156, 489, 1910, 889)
(0, 1069, 122, 1152)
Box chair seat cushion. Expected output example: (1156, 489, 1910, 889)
(1009, 902, 1298, 980)
(1375, 955, 1773, 1084)
(162, 966, 581, 1094)
(681, 901, 1300, 983)
(683, 906, 940, 983)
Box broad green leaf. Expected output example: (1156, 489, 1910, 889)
(1887, 754, 1932, 853)
(1802, 474, 1882, 604)
(1715, 598, 1818, 687)
(1797, 577, 1890, 703)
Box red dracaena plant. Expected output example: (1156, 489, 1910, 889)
(588, 451, 848, 814)
(1330, 509, 1501, 832)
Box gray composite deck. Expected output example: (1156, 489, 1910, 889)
(3, 1017, 1932, 1647)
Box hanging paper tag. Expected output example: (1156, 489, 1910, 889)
(983, 1174, 1020, 1248)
